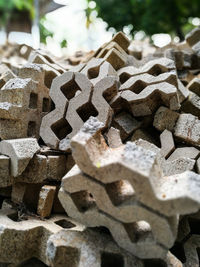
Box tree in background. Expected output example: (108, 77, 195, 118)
(86, 0, 200, 41)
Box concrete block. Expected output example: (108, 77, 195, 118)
(153, 106, 180, 132)
(113, 112, 141, 140)
(174, 113, 200, 146)
(0, 138, 40, 177)
(37, 185, 56, 218)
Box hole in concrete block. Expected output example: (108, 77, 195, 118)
(44, 71, 57, 88)
(55, 219, 76, 229)
(7, 212, 19, 222)
(42, 98, 50, 112)
(61, 78, 81, 100)
(0, 79, 6, 89)
(29, 92, 38, 109)
(170, 242, 186, 263)
(88, 66, 99, 79)
(18, 257, 48, 267)
(124, 221, 152, 243)
(91, 226, 111, 236)
(77, 102, 98, 122)
(51, 118, 72, 140)
(105, 180, 135, 206)
(148, 65, 165, 76)
(27, 121, 36, 137)
(143, 259, 167, 267)
(129, 80, 147, 94)
(71, 190, 96, 213)
(188, 218, 200, 235)
(50, 100, 55, 111)
(197, 247, 200, 265)
(120, 73, 130, 84)
(101, 252, 124, 267)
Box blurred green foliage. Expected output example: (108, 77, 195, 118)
(87, 0, 200, 40)
(39, 17, 54, 45)
(0, 0, 65, 47)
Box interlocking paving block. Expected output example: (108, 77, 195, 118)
(0, 138, 40, 177)
(119, 71, 178, 92)
(118, 58, 176, 84)
(0, 208, 84, 266)
(80, 58, 118, 85)
(112, 31, 130, 51)
(59, 188, 168, 259)
(0, 209, 143, 267)
(112, 112, 141, 140)
(174, 113, 200, 146)
(153, 106, 180, 132)
(160, 130, 175, 158)
(28, 50, 65, 74)
(46, 229, 143, 267)
(0, 64, 51, 139)
(59, 76, 118, 151)
(120, 82, 180, 116)
(91, 76, 118, 128)
(105, 127, 122, 148)
(40, 71, 76, 149)
(61, 165, 177, 248)
(92, 32, 130, 70)
(37, 185, 56, 218)
(70, 117, 200, 217)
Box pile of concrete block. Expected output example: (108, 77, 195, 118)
(0, 29, 200, 266)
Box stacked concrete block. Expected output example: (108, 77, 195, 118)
(0, 63, 52, 139)
(0, 208, 143, 267)
(1, 29, 200, 266)
(59, 117, 200, 259)
(40, 70, 118, 151)
(92, 31, 130, 70)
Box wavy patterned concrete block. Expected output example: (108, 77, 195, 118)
(0, 64, 51, 140)
(59, 188, 168, 259)
(92, 32, 130, 70)
(0, 209, 142, 267)
(70, 117, 200, 216)
(120, 82, 179, 116)
(61, 165, 177, 248)
(118, 58, 176, 83)
(111, 58, 180, 116)
(80, 58, 118, 85)
(46, 229, 143, 267)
